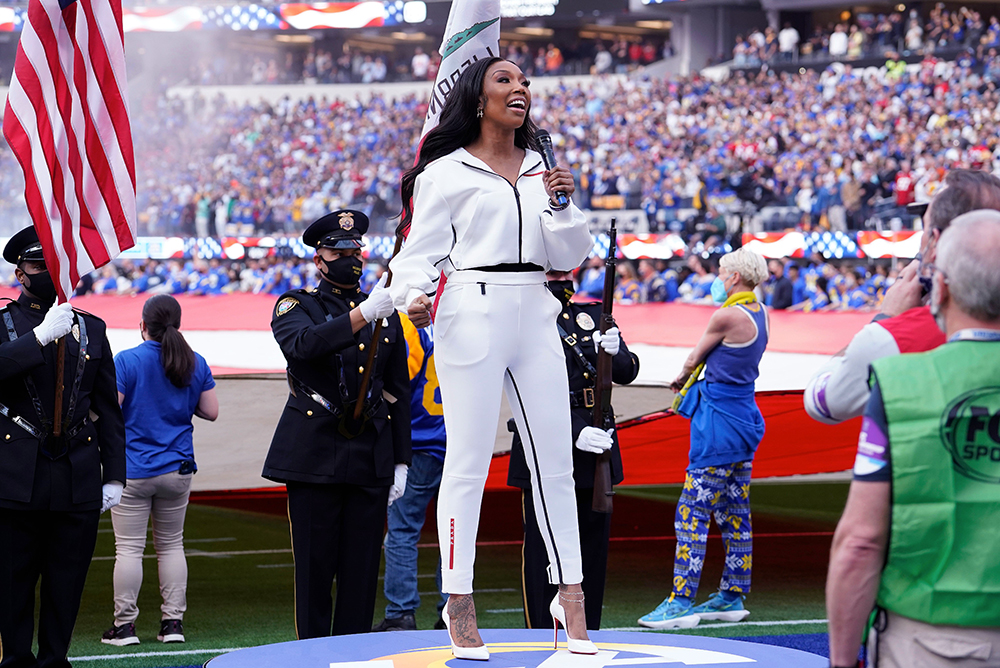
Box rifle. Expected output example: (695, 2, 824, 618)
(591, 217, 617, 513)
(343, 232, 404, 438)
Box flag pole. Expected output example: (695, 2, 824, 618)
(53, 337, 65, 437)
(348, 0, 501, 426)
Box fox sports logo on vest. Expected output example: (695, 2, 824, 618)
(942, 387, 1000, 483)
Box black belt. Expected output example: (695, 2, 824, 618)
(570, 388, 596, 409)
(468, 263, 544, 272)
(287, 372, 384, 420)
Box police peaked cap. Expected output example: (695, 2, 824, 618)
(3, 226, 45, 266)
(303, 210, 369, 250)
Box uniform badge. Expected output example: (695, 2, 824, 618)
(71, 323, 80, 342)
(338, 211, 355, 230)
(576, 312, 595, 330)
(275, 297, 299, 317)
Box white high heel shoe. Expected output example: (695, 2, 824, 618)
(442, 598, 489, 661)
(549, 592, 598, 655)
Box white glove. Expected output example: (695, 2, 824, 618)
(593, 327, 620, 356)
(34, 302, 74, 347)
(575, 426, 615, 454)
(360, 274, 394, 323)
(101, 481, 124, 513)
(388, 463, 408, 507)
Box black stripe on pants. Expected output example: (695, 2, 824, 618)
(286, 482, 389, 638)
(0, 508, 99, 668)
(519, 488, 611, 631)
(506, 369, 564, 584)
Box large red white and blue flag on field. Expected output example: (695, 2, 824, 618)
(420, 0, 500, 138)
(2, 0, 137, 302)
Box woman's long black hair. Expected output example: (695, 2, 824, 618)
(398, 57, 540, 234)
(142, 294, 195, 388)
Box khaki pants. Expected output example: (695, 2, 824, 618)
(110, 471, 192, 624)
(872, 611, 1000, 667)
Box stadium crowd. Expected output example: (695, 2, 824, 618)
(734, 4, 1000, 64)
(1, 30, 999, 313)
(102, 52, 1000, 240)
(181, 38, 667, 87)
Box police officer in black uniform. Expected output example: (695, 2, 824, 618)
(508, 269, 639, 630)
(262, 210, 411, 638)
(0, 226, 126, 668)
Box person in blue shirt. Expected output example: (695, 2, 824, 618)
(164, 262, 188, 295)
(102, 295, 218, 647)
(788, 264, 807, 306)
(841, 270, 871, 310)
(260, 264, 291, 295)
(132, 260, 167, 294)
(679, 254, 716, 302)
(578, 255, 605, 300)
(789, 275, 832, 312)
(639, 259, 670, 303)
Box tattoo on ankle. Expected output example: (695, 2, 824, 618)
(449, 596, 482, 646)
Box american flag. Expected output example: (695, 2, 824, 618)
(2, 0, 137, 302)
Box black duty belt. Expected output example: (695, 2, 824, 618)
(287, 371, 342, 417)
(570, 388, 596, 409)
(287, 371, 384, 421)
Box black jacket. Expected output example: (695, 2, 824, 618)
(262, 280, 411, 487)
(508, 300, 640, 489)
(0, 293, 125, 510)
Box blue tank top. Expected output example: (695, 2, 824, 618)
(704, 303, 768, 386)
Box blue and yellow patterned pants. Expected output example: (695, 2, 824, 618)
(671, 461, 753, 599)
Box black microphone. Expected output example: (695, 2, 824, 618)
(535, 130, 569, 209)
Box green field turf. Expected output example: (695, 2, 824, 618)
(59, 481, 848, 668)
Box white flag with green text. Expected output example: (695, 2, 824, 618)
(420, 0, 501, 138)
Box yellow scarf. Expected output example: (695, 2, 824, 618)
(670, 291, 758, 412)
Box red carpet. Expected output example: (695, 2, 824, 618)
(482, 391, 858, 488)
(0, 288, 277, 331)
(3, 288, 872, 355)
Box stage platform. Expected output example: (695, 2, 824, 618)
(205, 629, 827, 668)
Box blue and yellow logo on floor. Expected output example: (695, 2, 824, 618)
(369, 640, 756, 668)
(206, 629, 826, 667)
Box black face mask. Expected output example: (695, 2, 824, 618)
(320, 255, 363, 286)
(23, 270, 57, 304)
(547, 280, 575, 306)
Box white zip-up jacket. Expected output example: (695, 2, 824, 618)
(389, 147, 592, 309)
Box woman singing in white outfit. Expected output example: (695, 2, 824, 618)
(389, 57, 595, 657)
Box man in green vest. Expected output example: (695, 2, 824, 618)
(826, 209, 1000, 668)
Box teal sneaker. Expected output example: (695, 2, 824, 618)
(637, 594, 700, 630)
(690, 592, 750, 622)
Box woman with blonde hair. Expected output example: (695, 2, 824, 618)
(639, 248, 770, 630)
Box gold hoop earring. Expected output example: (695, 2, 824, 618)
(476, 107, 483, 118)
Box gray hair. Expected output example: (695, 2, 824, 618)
(936, 209, 1000, 322)
(927, 169, 1000, 232)
(720, 248, 769, 288)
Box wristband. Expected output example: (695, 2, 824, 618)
(548, 198, 570, 211)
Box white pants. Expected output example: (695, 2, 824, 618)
(434, 270, 583, 594)
(110, 471, 192, 624)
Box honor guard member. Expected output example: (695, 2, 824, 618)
(262, 210, 411, 638)
(0, 227, 126, 668)
(508, 270, 640, 630)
